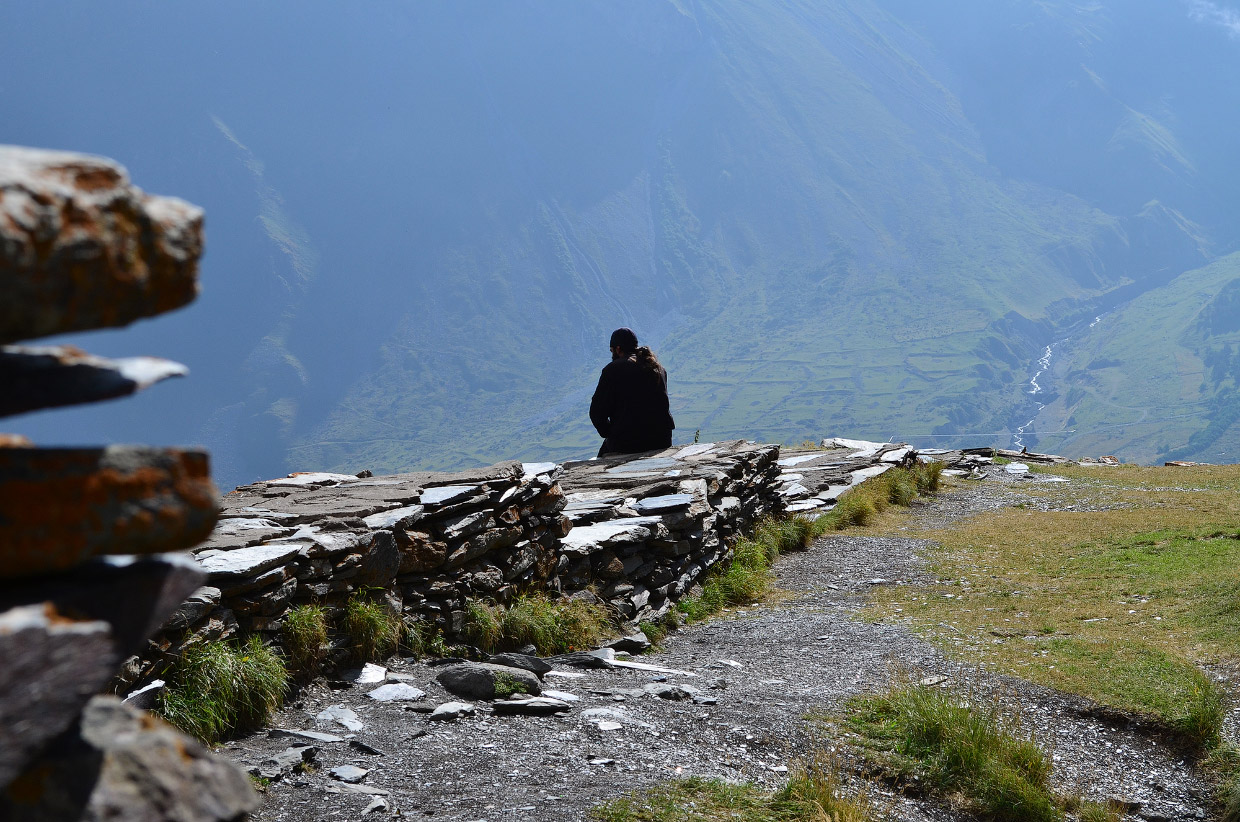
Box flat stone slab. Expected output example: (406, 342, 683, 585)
(366, 683, 426, 702)
(631, 494, 693, 514)
(559, 517, 663, 554)
(196, 543, 302, 580)
(0, 345, 188, 418)
(0, 145, 204, 344)
(362, 505, 425, 529)
(0, 446, 217, 579)
(419, 485, 480, 507)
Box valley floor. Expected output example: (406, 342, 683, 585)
(224, 470, 1218, 821)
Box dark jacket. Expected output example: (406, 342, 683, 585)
(590, 356, 675, 456)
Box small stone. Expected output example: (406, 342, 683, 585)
(643, 683, 699, 701)
(362, 796, 390, 815)
(597, 721, 622, 731)
(255, 745, 317, 780)
(268, 728, 344, 744)
(340, 663, 387, 684)
(329, 765, 369, 784)
(316, 705, 364, 732)
(491, 696, 572, 716)
(430, 701, 475, 721)
(606, 631, 652, 654)
(367, 683, 426, 702)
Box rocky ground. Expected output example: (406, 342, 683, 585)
(225, 469, 1218, 821)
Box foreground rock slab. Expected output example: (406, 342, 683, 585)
(0, 446, 217, 578)
(3, 696, 258, 821)
(0, 145, 204, 345)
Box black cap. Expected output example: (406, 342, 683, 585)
(609, 327, 639, 353)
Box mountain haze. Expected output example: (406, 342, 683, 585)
(3, 0, 1237, 486)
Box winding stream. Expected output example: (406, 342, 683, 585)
(1012, 343, 1057, 450)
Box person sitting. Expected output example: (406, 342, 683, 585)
(589, 327, 675, 458)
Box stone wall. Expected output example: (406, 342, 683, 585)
(130, 442, 788, 688)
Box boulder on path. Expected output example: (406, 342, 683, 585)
(435, 663, 542, 701)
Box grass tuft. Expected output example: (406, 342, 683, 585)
(281, 604, 329, 675)
(464, 595, 612, 655)
(640, 610, 682, 648)
(813, 463, 943, 535)
(844, 682, 1060, 822)
(592, 755, 878, 821)
(344, 593, 405, 662)
(156, 635, 288, 744)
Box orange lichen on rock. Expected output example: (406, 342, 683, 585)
(0, 145, 204, 344)
(0, 446, 218, 579)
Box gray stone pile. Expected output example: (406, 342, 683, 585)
(555, 440, 784, 623)
(768, 437, 920, 514)
(0, 145, 257, 819)
(122, 461, 570, 688)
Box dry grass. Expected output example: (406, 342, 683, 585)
(863, 463, 1240, 746)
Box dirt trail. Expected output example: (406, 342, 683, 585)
(228, 473, 1213, 821)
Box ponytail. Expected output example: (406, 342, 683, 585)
(635, 345, 661, 372)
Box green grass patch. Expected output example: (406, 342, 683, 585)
(281, 604, 329, 675)
(813, 463, 943, 534)
(640, 610, 683, 648)
(156, 635, 288, 744)
(592, 757, 877, 821)
(843, 683, 1061, 821)
(677, 535, 777, 623)
(463, 594, 612, 655)
(863, 464, 1240, 749)
(343, 593, 406, 662)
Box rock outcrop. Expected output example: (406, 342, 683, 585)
(0, 145, 256, 819)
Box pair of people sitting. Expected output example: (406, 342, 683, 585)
(588, 327, 675, 458)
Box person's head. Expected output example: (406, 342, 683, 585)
(609, 327, 639, 358)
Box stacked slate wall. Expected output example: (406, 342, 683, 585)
(121, 442, 789, 691)
(122, 461, 569, 688)
(556, 440, 784, 623)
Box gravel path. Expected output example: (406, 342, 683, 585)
(228, 472, 1216, 821)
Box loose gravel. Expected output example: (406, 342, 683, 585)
(227, 470, 1218, 821)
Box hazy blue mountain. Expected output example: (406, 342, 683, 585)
(4, 0, 1238, 487)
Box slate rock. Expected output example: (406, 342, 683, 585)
(643, 683, 700, 701)
(268, 728, 344, 744)
(120, 680, 165, 712)
(546, 648, 615, 670)
(605, 631, 651, 654)
(2, 695, 258, 821)
(366, 683, 426, 702)
(0, 603, 117, 790)
(487, 652, 553, 678)
(329, 764, 369, 784)
(0, 145, 204, 344)
(491, 696, 573, 716)
(253, 745, 317, 780)
(429, 702, 476, 722)
(436, 663, 542, 701)
(316, 705, 364, 732)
